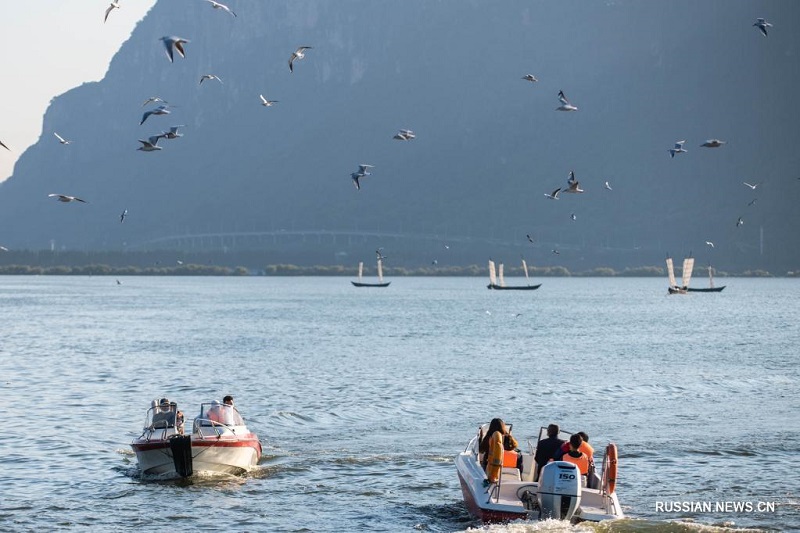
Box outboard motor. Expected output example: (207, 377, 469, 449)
(169, 435, 193, 477)
(537, 461, 581, 521)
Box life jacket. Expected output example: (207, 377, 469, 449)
(485, 431, 504, 483)
(560, 440, 594, 458)
(563, 450, 590, 475)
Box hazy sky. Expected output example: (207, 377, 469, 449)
(0, 1, 156, 182)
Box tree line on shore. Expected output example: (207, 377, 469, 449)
(0, 263, 789, 277)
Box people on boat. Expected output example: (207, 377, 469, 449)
(151, 398, 176, 428)
(556, 430, 594, 461)
(534, 423, 565, 480)
(176, 410, 185, 435)
(223, 395, 234, 407)
(479, 418, 519, 483)
(206, 400, 226, 424)
(560, 433, 591, 476)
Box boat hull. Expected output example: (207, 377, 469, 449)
(131, 435, 261, 476)
(487, 283, 541, 290)
(351, 281, 391, 287)
(687, 286, 725, 292)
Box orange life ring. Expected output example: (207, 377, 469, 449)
(485, 432, 504, 483)
(603, 443, 618, 494)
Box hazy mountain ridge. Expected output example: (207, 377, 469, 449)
(0, 0, 798, 271)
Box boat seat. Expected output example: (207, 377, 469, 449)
(501, 467, 521, 481)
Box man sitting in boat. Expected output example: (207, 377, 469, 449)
(534, 424, 565, 481)
(555, 430, 594, 462)
(151, 398, 177, 429)
(559, 433, 591, 482)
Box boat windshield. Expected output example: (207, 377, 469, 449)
(198, 403, 245, 426)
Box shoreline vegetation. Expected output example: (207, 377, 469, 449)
(0, 264, 794, 277)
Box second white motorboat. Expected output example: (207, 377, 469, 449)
(455, 423, 623, 524)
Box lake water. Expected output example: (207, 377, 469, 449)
(0, 276, 797, 532)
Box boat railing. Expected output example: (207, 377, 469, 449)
(193, 417, 236, 439)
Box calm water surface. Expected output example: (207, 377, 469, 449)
(0, 276, 797, 532)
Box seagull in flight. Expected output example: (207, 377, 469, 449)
(393, 129, 415, 141)
(0, 140, 9, 151)
(205, 0, 236, 17)
(705, 241, 715, 248)
(564, 171, 584, 193)
(736, 217, 744, 227)
(259, 94, 278, 106)
(351, 164, 374, 190)
(556, 90, 578, 111)
(747, 198, 757, 206)
(753, 18, 772, 37)
(289, 46, 312, 73)
(140, 105, 170, 125)
(120, 209, 128, 223)
(0, 246, 9, 252)
(159, 125, 184, 139)
(526, 234, 534, 244)
(544, 187, 561, 200)
(376, 248, 387, 261)
(137, 136, 163, 152)
(49, 194, 86, 203)
(743, 181, 760, 190)
(160, 36, 189, 63)
(552, 249, 560, 255)
(701, 139, 726, 148)
(604, 181, 612, 191)
(53, 132, 71, 145)
(522, 74, 538, 83)
(669, 140, 687, 158)
(142, 96, 168, 107)
(104, 1, 120, 23)
(199, 74, 223, 85)
(570, 213, 577, 221)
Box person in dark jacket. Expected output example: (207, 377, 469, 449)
(534, 423, 565, 480)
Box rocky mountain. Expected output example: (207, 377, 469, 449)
(1, 0, 798, 271)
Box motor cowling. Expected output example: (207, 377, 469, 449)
(537, 461, 581, 520)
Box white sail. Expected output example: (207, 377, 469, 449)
(708, 265, 715, 289)
(666, 257, 677, 288)
(357, 261, 363, 282)
(488, 260, 497, 286)
(681, 257, 695, 288)
(522, 259, 530, 283)
(377, 258, 384, 282)
(498, 263, 505, 287)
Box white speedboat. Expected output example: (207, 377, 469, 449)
(455, 424, 623, 524)
(131, 399, 262, 477)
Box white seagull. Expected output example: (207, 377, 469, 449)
(544, 187, 561, 200)
(160, 36, 189, 63)
(137, 136, 163, 152)
(522, 74, 538, 83)
(259, 94, 278, 106)
(570, 213, 577, 221)
(564, 171, 584, 193)
(0, 246, 8, 252)
(556, 90, 578, 111)
(742, 181, 760, 190)
(604, 181, 612, 191)
(142, 96, 168, 107)
(159, 125, 184, 139)
(140, 105, 170, 125)
(49, 194, 87, 203)
(705, 241, 715, 248)
(104, 1, 120, 23)
(351, 164, 374, 190)
(701, 139, 726, 148)
(205, 0, 236, 17)
(669, 140, 688, 158)
(753, 18, 772, 37)
(289, 46, 312, 73)
(53, 132, 71, 145)
(736, 217, 744, 227)
(393, 129, 415, 141)
(120, 209, 128, 223)
(199, 74, 223, 85)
